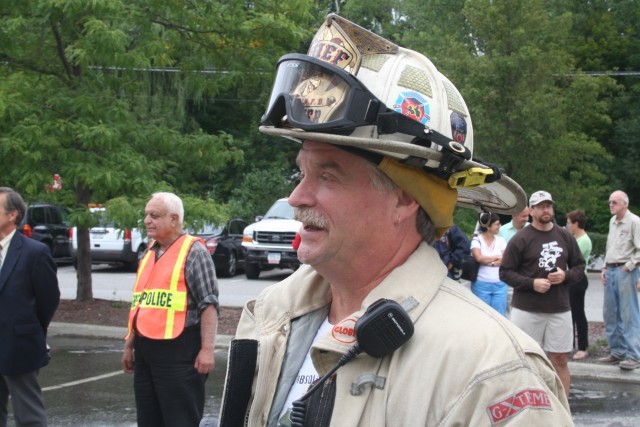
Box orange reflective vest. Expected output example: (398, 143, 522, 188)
(126, 234, 202, 340)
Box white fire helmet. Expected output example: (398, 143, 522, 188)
(260, 14, 526, 215)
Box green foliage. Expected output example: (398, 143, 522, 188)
(103, 197, 146, 231)
(0, 0, 316, 299)
(453, 208, 480, 237)
(182, 196, 230, 232)
(458, 0, 617, 229)
(588, 232, 607, 257)
(4, 0, 640, 294)
(229, 168, 297, 222)
(333, 0, 626, 233)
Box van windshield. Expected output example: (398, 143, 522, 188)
(264, 200, 294, 220)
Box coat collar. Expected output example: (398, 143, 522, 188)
(251, 242, 449, 368)
(312, 243, 447, 366)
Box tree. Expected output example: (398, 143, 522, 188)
(314, 0, 615, 220)
(229, 168, 297, 222)
(459, 0, 611, 216)
(0, 0, 315, 300)
(559, 0, 640, 220)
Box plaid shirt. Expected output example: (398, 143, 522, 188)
(149, 234, 219, 327)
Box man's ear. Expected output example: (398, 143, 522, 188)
(8, 210, 19, 226)
(396, 189, 420, 221)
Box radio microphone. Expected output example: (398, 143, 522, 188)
(290, 298, 414, 427)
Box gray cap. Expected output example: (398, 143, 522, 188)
(529, 190, 554, 207)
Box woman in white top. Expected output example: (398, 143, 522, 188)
(471, 213, 508, 316)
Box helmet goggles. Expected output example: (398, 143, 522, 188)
(261, 54, 449, 145)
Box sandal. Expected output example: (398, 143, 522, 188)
(572, 350, 589, 360)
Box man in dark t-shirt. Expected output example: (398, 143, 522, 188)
(500, 190, 585, 399)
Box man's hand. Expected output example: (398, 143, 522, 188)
(195, 304, 218, 374)
(121, 335, 135, 374)
(548, 267, 566, 285)
(601, 269, 607, 286)
(195, 347, 215, 374)
(533, 278, 552, 293)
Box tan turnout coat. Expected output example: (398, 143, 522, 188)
(226, 243, 574, 426)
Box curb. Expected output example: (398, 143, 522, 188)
(49, 322, 640, 384)
(568, 360, 640, 384)
(49, 322, 233, 349)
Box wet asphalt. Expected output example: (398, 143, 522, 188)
(7, 325, 631, 427)
(4, 268, 637, 426)
(36, 335, 227, 427)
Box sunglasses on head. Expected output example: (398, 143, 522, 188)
(479, 212, 492, 228)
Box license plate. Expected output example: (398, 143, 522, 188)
(267, 252, 281, 265)
(91, 234, 104, 240)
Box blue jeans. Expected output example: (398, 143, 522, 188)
(604, 267, 640, 361)
(471, 280, 508, 316)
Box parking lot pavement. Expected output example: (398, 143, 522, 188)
(34, 330, 640, 427)
(48, 322, 233, 348)
(38, 268, 637, 425)
(9, 335, 228, 427)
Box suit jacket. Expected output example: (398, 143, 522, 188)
(0, 231, 60, 375)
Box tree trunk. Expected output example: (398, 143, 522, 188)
(75, 186, 93, 301)
(76, 226, 93, 301)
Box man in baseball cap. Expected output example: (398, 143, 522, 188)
(219, 15, 573, 426)
(529, 190, 554, 207)
(501, 190, 586, 400)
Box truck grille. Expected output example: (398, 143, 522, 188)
(255, 231, 297, 245)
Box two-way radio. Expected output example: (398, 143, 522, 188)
(289, 298, 414, 427)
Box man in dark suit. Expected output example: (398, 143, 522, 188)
(0, 187, 60, 426)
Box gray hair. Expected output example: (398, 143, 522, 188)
(151, 192, 184, 223)
(612, 190, 629, 206)
(365, 163, 437, 245)
(0, 187, 26, 226)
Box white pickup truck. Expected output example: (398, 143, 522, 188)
(241, 198, 302, 279)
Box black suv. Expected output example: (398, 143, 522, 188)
(18, 203, 71, 260)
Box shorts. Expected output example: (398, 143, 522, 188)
(510, 308, 573, 353)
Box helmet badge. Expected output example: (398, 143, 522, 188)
(393, 91, 430, 126)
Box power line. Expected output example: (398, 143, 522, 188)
(3, 61, 639, 77)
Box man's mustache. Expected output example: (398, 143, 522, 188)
(294, 208, 328, 229)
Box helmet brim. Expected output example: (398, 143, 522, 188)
(260, 125, 526, 214)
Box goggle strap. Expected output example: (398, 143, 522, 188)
(378, 111, 425, 138)
(363, 98, 384, 123)
(378, 112, 459, 150)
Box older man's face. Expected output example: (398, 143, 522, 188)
(144, 197, 178, 245)
(609, 192, 627, 216)
(288, 141, 399, 271)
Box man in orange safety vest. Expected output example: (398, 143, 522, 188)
(121, 192, 219, 427)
